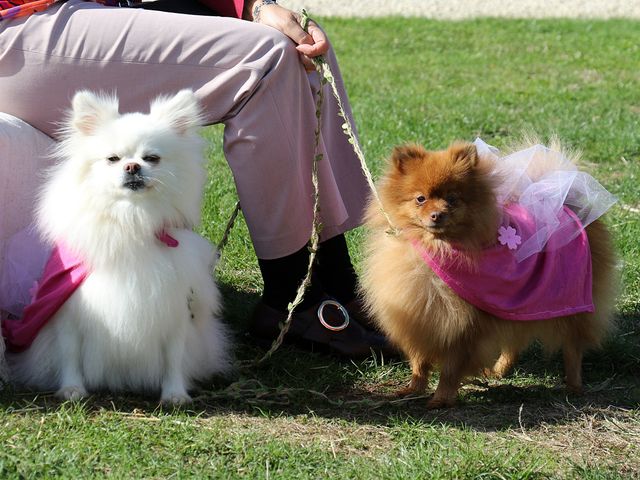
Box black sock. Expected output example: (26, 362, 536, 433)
(258, 244, 324, 313)
(315, 234, 358, 304)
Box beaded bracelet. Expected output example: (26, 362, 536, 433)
(252, 0, 277, 22)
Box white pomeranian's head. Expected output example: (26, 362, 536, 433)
(39, 90, 207, 251)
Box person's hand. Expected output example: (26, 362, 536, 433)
(245, 1, 329, 71)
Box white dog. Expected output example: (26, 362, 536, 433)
(8, 90, 231, 404)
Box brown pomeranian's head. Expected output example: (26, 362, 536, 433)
(377, 142, 500, 251)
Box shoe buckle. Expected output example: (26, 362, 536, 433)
(317, 300, 350, 332)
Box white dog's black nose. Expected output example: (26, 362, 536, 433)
(123, 162, 146, 190)
(124, 163, 141, 175)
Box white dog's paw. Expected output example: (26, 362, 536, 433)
(160, 391, 193, 406)
(56, 385, 88, 402)
(160, 380, 192, 405)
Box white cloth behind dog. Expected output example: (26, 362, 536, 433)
(474, 138, 617, 262)
(0, 113, 54, 382)
(0, 114, 54, 317)
(0, 228, 49, 318)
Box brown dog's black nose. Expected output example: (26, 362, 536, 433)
(430, 211, 445, 223)
(124, 163, 141, 175)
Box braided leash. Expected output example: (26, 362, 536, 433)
(305, 27, 399, 237)
(216, 201, 241, 253)
(252, 10, 327, 364)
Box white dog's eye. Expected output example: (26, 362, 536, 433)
(142, 154, 161, 164)
(107, 155, 120, 163)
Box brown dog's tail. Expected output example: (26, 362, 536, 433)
(502, 133, 584, 181)
(584, 219, 619, 347)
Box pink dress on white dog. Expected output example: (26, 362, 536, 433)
(2, 242, 87, 352)
(2, 232, 179, 352)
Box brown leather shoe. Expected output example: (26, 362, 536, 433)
(342, 297, 380, 332)
(249, 295, 394, 358)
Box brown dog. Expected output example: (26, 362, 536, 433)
(360, 140, 617, 409)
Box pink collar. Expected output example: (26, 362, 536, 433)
(156, 230, 179, 248)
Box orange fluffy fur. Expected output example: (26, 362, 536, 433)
(360, 141, 617, 409)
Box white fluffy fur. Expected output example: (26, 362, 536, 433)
(9, 90, 231, 404)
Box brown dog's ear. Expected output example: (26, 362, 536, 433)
(390, 144, 427, 174)
(448, 142, 478, 168)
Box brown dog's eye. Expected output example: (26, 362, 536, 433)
(107, 155, 120, 163)
(142, 154, 160, 164)
(416, 195, 427, 205)
(445, 193, 458, 206)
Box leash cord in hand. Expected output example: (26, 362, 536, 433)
(254, 10, 325, 363)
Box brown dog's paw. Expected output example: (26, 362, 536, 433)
(482, 367, 499, 379)
(426, 396, 457, 410)
(566, 383, 584, 395)
(394, 385, 421, 398)
(394, 376, 428, 397)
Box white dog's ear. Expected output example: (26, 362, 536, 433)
(71, 90, 119, 136)
(150, 89, 203, 135)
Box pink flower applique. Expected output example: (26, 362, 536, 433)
(498, 225, 522, 250)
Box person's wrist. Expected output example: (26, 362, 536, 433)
(242, 0, 257, 20)
(245, 0, 277, 22)
(242, 0, 260, 20)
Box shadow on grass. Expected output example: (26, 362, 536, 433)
(1, 299, 638, 434)
(217, 281, 260, 334)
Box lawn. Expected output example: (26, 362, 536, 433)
(1, 17, 639, 479)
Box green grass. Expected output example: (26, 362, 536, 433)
(2, 17, 639, 478)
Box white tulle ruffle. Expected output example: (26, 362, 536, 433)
(474, 138, 617, 262)
(0, 227, 49, 317)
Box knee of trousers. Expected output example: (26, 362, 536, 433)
(0, 114, 55, 240)
(251, 27, 305, 78)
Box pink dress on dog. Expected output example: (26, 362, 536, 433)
(2, 231, 179, 352)
(2, 232, 179, 352)
(2, 242, 87, 352)
(413, 138, 617, 321)
(413, 204, 594, 321)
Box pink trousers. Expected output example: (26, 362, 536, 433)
(0, 0, 369, 260)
